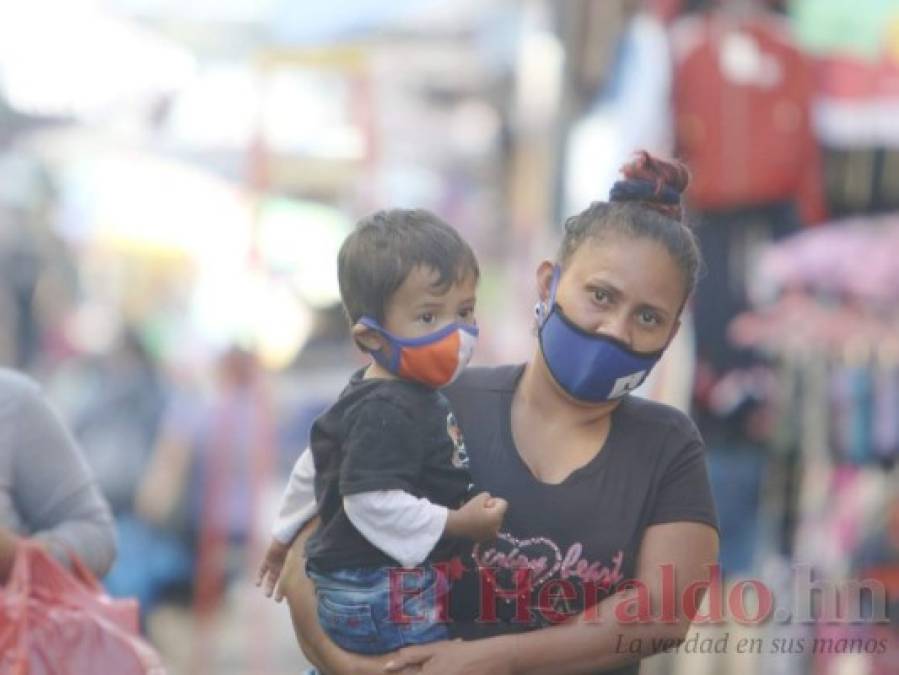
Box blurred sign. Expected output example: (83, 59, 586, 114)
(791, 0, 899, 61)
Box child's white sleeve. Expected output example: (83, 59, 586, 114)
(271, 448, 318, 544)
(343, 491, 448, 569)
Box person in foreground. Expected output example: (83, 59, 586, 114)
(278, 152, 720, 675)
(0, 368, 117, 583)
(257, 209, 507, 655)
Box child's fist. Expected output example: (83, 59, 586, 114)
(445, 492, 508, 542)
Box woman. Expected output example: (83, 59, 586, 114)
(280, 152, 719, 675)
(0, 369, 116, 582)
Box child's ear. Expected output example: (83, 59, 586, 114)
(351, 323, 384, 353)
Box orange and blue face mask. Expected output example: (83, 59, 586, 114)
(358, 316, 478, 388)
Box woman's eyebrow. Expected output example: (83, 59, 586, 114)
(586, 279, 624, 297)
(638, 302, 670, 320)
(585, 279, 671, 315)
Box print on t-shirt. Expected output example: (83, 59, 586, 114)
(471, 533, 625, 626)
(446, 411, 470, 469)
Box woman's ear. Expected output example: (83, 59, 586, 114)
(351, 323, 383, 353)
(536, 260, 556, 305)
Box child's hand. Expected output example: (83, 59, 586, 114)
(256, 538, 291, 601)
(445, 491, 508, 542)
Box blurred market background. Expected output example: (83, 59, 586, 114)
(1, 0, 898, 673)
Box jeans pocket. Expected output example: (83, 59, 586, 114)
(317, 592, 380, 649)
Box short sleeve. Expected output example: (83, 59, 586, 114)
(646, 432, 719, 532)
(339, 397, 422, 497)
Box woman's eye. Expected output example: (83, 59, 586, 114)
(638, 310, 660, 327)
(419, 313, 436, 324)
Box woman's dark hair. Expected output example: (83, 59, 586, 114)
(338, 209, 479, 324)
(557, 151, 702, 299)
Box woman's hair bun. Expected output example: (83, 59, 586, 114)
(609, 150, 690, 220)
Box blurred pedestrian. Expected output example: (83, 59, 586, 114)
(134, 346, 275, 611)
(0, 368, 116, 582)
(74, 327, 167, 515)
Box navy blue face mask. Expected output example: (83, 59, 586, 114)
(536, 266, 666, 403)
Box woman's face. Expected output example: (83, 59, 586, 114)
(539, 234, 685, 354)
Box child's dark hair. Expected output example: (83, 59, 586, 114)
(557, 151, 702, 299)
(338, 209, 479, 324)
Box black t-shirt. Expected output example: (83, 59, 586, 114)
(305, 369, 473, 570)
(442, 365, 719, 675)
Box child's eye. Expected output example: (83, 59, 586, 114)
(419, 313, 436, 324)
(458, 307, 475, 321)
(592, 289, 612, 305)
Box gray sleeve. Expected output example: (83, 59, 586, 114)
(11, 375, 117, 577)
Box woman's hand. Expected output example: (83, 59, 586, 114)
(0, 526, 19, 583)
(384, 638, 513, 675)
(319, 648, 422, 675)
(278, 518, 423, 675)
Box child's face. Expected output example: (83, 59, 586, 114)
(381, 265, 477, 339)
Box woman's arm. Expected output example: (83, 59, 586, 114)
(386, 521, 719, 675)
(278, 517, 412, 675)
(10, 376, 117, 578)
(509, 521, 719, 675)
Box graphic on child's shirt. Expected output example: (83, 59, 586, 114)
(446, 411, 470, 469)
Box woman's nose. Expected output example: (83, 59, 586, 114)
(595, 311, 631, 345)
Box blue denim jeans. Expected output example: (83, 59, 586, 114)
(306, 564, 449, 655)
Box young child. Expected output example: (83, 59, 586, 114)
(256, 209, 507, 654)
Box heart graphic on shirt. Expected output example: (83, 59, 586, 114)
(471, 532, 563, 588)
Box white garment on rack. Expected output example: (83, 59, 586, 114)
(564, 12, 674, 214)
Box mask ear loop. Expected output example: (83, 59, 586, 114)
(548, 265, 561, 305)
(358, 316, 401, 373)
(535, 265, 562, 324)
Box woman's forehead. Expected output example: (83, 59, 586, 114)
(564, 236, 685, 308)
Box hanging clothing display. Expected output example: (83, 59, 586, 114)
(690, 201, 801, 445)
(730, 214, 899, 675)
(670, 10, 827, 224)
(669, 7, 827, 448)
(564, 11, 674, 215)
(790, 1, 899, 216)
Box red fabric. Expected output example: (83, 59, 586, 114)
(647, 0, 684, 24)
(0, 541, 165, 674)
(671, 13, 827, 223)
(815, 54, 899, 99)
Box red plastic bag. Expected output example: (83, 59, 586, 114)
(0, 541, 166, 674)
